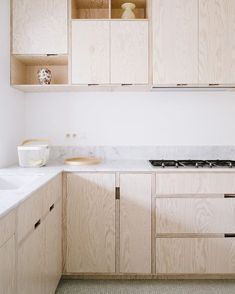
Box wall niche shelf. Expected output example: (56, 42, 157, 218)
(71, 0, 148, 19)
(11, 55, 68, 86)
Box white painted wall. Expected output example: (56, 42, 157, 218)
(0, 0, 25, 167)
(25, 91, 235, 146)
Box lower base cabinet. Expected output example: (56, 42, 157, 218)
(44, 200, 62, 294)
(17, 224, 44, 294)
(156, 238, 235, 274)
(0, 236, 16, 294)
(66, 173, 116, 273)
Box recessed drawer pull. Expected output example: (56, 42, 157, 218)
(224, 194, 235, 198)
(116, 187, 120, 200)
(50, 204, 55, 211)
(34, 219, 41, 230)
(224, 234, 235, 238)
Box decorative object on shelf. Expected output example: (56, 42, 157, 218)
(37, 68, 52, 85)
(121, 2, 136, 19)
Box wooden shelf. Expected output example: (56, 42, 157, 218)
(72, 0, 109, 19)
(11, 55, 68, 86)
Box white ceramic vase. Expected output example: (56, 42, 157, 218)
(121, 3, 136, 19)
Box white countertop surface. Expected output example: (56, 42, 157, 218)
(1, 160, 235, 219)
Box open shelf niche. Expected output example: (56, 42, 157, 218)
(71, 0, 148, 19)
(111, 0, 148, 19)
(72, 0, 110, 19)
(11, 55, 68, 86)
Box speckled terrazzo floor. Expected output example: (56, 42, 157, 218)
(56, 280, 235, 294)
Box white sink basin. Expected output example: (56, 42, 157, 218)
(0, 174, 43, 191)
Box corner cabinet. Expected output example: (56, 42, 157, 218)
(66, 173, 116, 273)
(12, 0, 68, 54)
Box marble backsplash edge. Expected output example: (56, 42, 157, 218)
(48, 146, 235, 163)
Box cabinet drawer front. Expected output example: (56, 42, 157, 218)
(18, 189, 43, 243)
(156, 238, 235, 274)
(0, 211, 15, 247)
(43, 174, 62, 216)
(156, 173, 235, 195)
(156, 198, 235, 234)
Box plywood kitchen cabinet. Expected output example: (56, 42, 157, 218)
(44, 201, 62, 294)
(17, 221, 44, 294)
(0, 211, 16, 294)
(66, 173, 116, 273)
(152, 0, 198, 85)
(72, 21, 110, 84)
(119, 173, 152, 274)
(199, 0, 235, 85)
(0, 237, 16, 294)
(156, 198, 235, 234)
(156, 238, 235, 274)
(12, 0, 68, 54)
(17, 175, 62, 294)
(111, 21, 149, 84)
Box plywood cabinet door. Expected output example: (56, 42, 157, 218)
(0, 236, 15, 294)
(156, 238, 235, 274)
(111, 21, 149, 84)
(44, 201, 62, 294)
(12, 0, 68, 54)
(199, 0, 235, 84)
(17, 223, 44, 294)
(66, 173, 116, 273)
(152, 0, 198, 85)
(72, 21, 110, 84)
(120, 173, 152, 274)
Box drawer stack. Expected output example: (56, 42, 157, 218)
(155, 172, 235, 275)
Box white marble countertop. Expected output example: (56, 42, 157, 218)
(1, 160, 235, 219)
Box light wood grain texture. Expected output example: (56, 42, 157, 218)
(120, 173, 152, 274)
(0, 211, 15, 248)
(152, 0, 198, 85)
(43, 174, 62, 216)
(155, 173, 235, 195)
(0, 236, 15, 294)
(66, 173, 116, 273)
(156, 198, 235, 234)
(199, 0, 235, 84)
(72, 21, 110, 84)
(111, 21, 149, 84)
(44, 200, 62, 294)
(17, 187, 44, 243)
(156, 238, 235, 274)
(12, 0, 68, 54)
(17, 223, 44, 294)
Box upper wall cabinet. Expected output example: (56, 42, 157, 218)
(111, 21, 149, 84)
(72, 21, 110, 84)
(152, 0, 198, 85)
(199, 0, 235, 85)
(12, 0, 68, 55)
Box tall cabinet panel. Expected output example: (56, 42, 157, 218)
(153, 0, 198, 85)
(72, 21, 110, 84)
(111, 21, 149, 84)
(199, 0, 235, 84)
(66, 173, 116, 273)
(12, 0, 68, 54)
(120, 173, 152, 274)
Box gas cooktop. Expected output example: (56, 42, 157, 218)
(149, 160, 235, 168)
